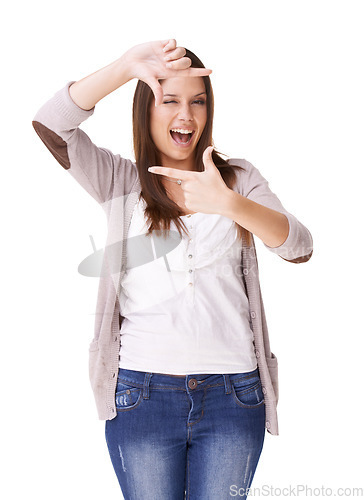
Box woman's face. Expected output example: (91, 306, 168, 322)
(149, 76, 207, 168)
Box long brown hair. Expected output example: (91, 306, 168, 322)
(132, 48, 252, 247)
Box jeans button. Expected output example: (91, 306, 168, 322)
(188, 378, 198, 389)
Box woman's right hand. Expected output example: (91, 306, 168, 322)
(121, 39, 212, 107)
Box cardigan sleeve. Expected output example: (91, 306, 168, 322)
(32, 80, 135, 206)
(232, 158, 313, 263)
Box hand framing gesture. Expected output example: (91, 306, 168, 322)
(123, 39, 213, 106)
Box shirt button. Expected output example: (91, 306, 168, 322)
(243, 268, 248, 275)
(189, 269, 193, 273)
(188, 282, 193, 287)
(266, 421, 271, 429)
(189, 239, 193, 243)
(262, 387, 267, 394)
(187, 214, 192, 218)
(255, 350, 260, 358)
(188, 254, 193, 259)
(251, 311, 256, 319)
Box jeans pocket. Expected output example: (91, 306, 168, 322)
(115, 378, 143, 411)
(231, 375, 265, 408)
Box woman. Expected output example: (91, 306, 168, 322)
(32, 39, 313, 499)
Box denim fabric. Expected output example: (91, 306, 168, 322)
(105, 367, 265, 499)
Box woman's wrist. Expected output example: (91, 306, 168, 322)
(115, 53, 135, 84)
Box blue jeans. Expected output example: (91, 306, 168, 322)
(105, 367, 265, 499)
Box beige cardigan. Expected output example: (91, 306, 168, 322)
(32, 81, 314, 436)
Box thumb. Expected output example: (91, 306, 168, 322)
(202, 145, 215, 172)
(146, 78, 164, 107)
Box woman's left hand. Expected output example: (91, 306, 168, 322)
(148, 146, 232, 214)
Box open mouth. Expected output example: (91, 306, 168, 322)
(170, 129, 195, 146)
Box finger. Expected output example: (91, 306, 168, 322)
(145, 77, 164, 107)
(165, 56, 192, 71)
(166, 61, 212, 77)
(164, 46, 187, 62)
(162, 38, 177, 52)
(148, 166, 191, 180)
(202, 145, 215, 170)
(178, 67, 213, 77)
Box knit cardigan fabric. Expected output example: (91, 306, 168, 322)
(32, 80, 314, 436)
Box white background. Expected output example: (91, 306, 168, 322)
(1, 0, 363, 498)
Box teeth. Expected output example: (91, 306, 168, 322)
(171, 128, 193, 134)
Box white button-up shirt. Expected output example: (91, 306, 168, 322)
(118, 196, 257, 374)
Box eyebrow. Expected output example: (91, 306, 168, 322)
(163, 92, 207, 98)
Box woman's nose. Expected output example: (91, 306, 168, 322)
(177, 104, 193, 121)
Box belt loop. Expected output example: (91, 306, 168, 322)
(143, 372, 152, 399)
(223, 374, 232, 394)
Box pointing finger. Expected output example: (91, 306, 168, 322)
(148, 166, 192, 180)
